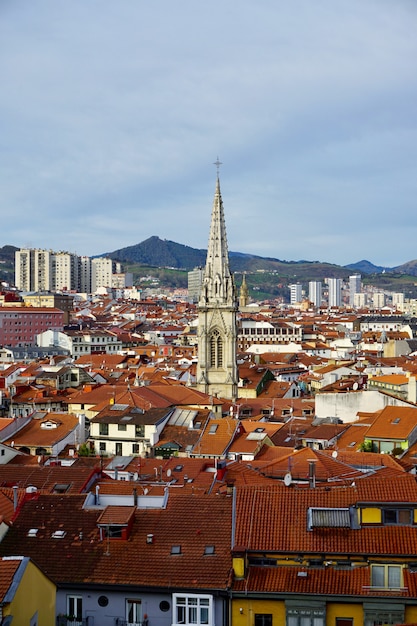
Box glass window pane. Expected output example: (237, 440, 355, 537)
(372, 565, 385, 587)
(188, 607, 197, 623)
(388, 566, 401, 588)
(200, 607, 209, 624)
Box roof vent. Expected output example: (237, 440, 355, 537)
(27, 528, 38, 537)
(147, 534, 154, 544)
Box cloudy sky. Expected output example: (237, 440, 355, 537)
(2, 1, 417, 267)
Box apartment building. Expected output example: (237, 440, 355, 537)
(0, 306, 64, 347)
(15, 248, 120, 295)
(308, 281, 322, 308)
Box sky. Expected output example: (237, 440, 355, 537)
(1, 1, 417, 268)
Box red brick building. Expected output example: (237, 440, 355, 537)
(0, 306, 64, 347)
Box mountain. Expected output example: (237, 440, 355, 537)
(104, 237, 355, 276)
(344, 260, 389, 274)
(105, 236, 207, 269)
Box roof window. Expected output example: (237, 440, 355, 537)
(171, 545, 182, 555)
(51, 530, 66, 539)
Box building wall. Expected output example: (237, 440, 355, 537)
(315, 389, 411, 422)
(3, 558, 56, 625)
(0, 307, 64, 347)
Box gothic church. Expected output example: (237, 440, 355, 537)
(196, 175, 238, 401)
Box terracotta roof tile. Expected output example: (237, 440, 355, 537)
(0, 491, 233, 590)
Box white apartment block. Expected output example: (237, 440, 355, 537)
(353, 292, 368, 308)
(188, 267, 205, 303)
(91, 257, 114, 292)
(52, 252, 79, 292)
(327, 278, 342, 307)
(349, 274, 361, 306)
(79, 256, 92, 293)
(15, 248, 120, 295)
(289, 283, 303, 305)
(392, 292, 405, 310)
(15, 249, 53, 292)
(372, 292, 386, 308)
(308, 281, 322, 308)
(37, 328, 122, 357)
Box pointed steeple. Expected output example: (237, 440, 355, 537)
(196, 169, 238, 401)
(199, 176, 236, 308)
(239, 273, 249, 308)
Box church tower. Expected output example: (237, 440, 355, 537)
(196, 172, 238, 401)
(239, 273, 249, 308)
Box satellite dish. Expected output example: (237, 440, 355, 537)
(353, 382, 359, 390)
(284, 472, 292, 487)
(332, 450, 338, 459)
(167, 469, 172, 477)
(144, 488, 149, 495)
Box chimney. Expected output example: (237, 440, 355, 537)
(308, 461, 316, 489)
(13, 486, 18, 511)
(133, 487, 138, 507)
(95, 485, 100, 506)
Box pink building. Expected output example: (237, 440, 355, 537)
(0, 306, 64, 347)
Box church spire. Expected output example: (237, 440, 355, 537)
(196, 165, 238, 401)
(199, 175, 236, 307)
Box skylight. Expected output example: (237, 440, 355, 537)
(171, 545, 182, 554)
(51, 530, 66, 539)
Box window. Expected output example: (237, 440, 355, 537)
(99, 442, 106, 452)
(118, 424, 127, 431)
(286, 602, 325, 626)
(255, 615, 272, 626)
(173, 593, 212, 626)
(364, 603, 404, 626)
(383, 508, 412, 525)
(99, 423, 109, 436)
(171, 545, 182, 554)
(371, 564, 402, 589)
(126, 599, 142, 625)
(132, 443, 140, 454)
(335, 620, 353, 626)
(135, 424, 145, 437)
(210, 330, 223, 368)
(67, 595, 82, 621)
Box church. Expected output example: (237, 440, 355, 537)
(196, 173, 238, 401)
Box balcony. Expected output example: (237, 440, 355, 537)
(57, 618, 93, 626)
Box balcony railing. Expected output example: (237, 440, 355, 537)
(57, 618, 93, 626)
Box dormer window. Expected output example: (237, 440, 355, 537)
(41, 420, 58, 429)
(383, 508, 412, 525)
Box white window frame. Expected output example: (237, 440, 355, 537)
(67, 595, 82, 621)
(126, 598, 142, 626)
(172, 593, 213, 626)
